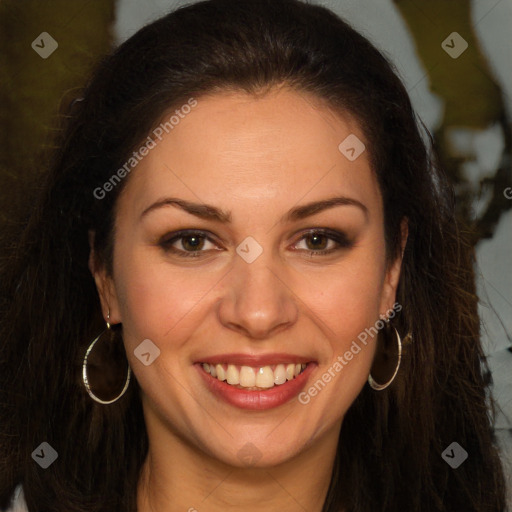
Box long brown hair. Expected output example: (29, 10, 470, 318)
(0, 0, 507, 510)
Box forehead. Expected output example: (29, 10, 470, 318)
(117, 88, 381, 219)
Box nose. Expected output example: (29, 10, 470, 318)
(217, 251, 299, 340)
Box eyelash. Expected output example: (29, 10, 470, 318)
(159, 229, 354, 258)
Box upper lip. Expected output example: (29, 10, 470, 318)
(195, 353, 315, 366)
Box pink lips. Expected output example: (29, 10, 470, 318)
(195, 355, 316, 410)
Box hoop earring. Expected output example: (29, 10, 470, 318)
(82, 311, 132, 404)
(368, 324, 402, 391)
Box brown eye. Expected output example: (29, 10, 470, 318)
(159, 230, 219, 258)
(180, 234, 206, 251)
(294, 229, 354, 256)
(304, 233, 330, 251)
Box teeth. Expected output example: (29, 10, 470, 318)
(256, 366, 274, 388)
(202, 362, 307, 389)
(216, 364, 226, 381)
(274, 364, 286, 385)
(239, 366, 256, 387)
(226, 364, 239, 385)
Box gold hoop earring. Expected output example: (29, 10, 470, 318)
(82, 311, 132, 404)
(368, 323, 402, 391)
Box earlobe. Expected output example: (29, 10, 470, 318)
(88, 230, 121, 323)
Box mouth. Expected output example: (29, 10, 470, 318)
(195, 358, 316, 410)
(200, 362, 308, 390)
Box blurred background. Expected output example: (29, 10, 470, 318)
(1, 0, 511, 506)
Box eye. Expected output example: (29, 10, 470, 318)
(159, 230, 219, 258)
(293, 229, 354, 256)
(159, 228, 354, 259)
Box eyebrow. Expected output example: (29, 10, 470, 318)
(140, 196, 368, 223)
(141, 197, 232, 222)
(283, 196, 368, 222)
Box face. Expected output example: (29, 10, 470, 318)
(91, 87, 403, 468)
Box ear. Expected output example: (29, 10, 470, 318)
(379, 218, 408, 316)
(88, 230, 122, 324)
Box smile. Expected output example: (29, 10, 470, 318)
(201, 362, 308, 390)
(196, 359, 316, 410)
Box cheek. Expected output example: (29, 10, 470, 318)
(113, 247, 216, 349)
(296, 253, 385, 424)
(304, 251, 387, 341)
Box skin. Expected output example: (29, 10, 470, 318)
(90, 86, 406, 512)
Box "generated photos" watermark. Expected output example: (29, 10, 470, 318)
(93, 98, 198, 200)
(298, 302, 402, 404)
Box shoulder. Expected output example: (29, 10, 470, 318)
(3, 485, 28, 512)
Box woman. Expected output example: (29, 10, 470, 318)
(0, 0, 507, 510)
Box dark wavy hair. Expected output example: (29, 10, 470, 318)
(0, 0, 507, 510)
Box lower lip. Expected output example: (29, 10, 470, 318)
(196, 363, 316, 410)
